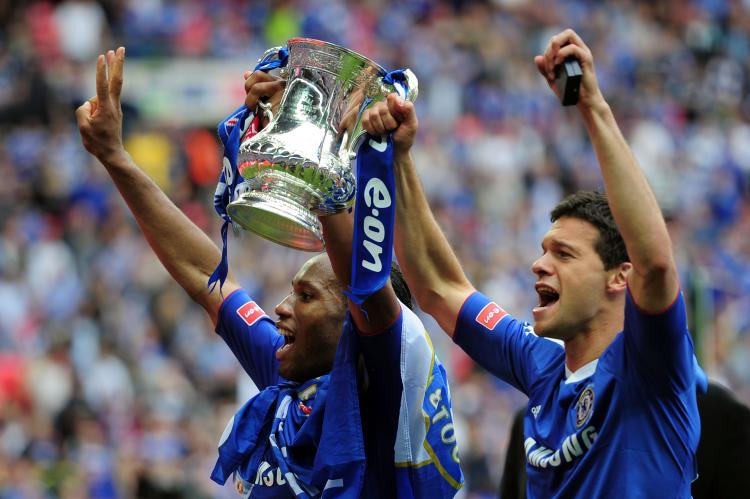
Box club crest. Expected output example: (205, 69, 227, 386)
(575, 385, 595, 428)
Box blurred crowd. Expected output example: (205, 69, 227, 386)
(1, 0, 749, 497)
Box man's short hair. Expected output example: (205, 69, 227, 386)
(550, 190, 629, 269)
(390, 262, 414, 310)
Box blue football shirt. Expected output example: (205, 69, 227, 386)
(454, 290, 701, 498)
(214, 288, 461, 497)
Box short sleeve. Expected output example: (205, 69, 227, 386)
(453, 291, 563, 395)
(215, 289, 283, 390)
(623, 290, 696, 393)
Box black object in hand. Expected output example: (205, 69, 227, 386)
(555, 57, 582, 106)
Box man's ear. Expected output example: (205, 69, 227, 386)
(606, 262, 632, 294)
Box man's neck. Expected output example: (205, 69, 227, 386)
(563, 316, 622, 372)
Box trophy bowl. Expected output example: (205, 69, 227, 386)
(226, 38, 417, 251)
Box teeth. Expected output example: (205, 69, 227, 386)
(536, 285, 559, 308)
(277, 326, 295, 337)
(278, 328, 295, 345)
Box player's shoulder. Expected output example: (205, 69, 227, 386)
(400, 301, 422, 331)
(398, 302, 443, 369)
(216, 288, 275, 332)
(624, 287, 687, 324)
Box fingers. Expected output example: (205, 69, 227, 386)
(244, 78, 286, 109)
(245, 70, 279, 85)
(244, 70, 283, 98)
(534, 55, 549, 82)
(75, 101, 92, 127)
(379, 101, 400, 130)
(109, 47, 125, 101)
(338, 104, 359, 134)
(545, 32, 567, 77)
(362, 94, 417, 136)
(386, 93, 416, 126)
(88, 95, 99, 114)
(362, 106, 387, 136)
(563, 28, 590, 54)
(95, 47, 126, 109)
(95, 54, 107, 103)
(554, 44, 588, 67)
(541, 29, 592, 79)
(536, 28, 596, 88)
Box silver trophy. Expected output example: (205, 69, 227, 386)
(226, 38, 418, 251)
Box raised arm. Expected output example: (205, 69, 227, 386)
(534, 30, 679, 312)
(361, 95, 475, 336)
(319, 212, 401, 334)
(75, 48, 238, 324)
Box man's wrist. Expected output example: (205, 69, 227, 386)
(98, 147, 131, 169)
(393, 149, 413, 169)
(578, 95, 613, 130)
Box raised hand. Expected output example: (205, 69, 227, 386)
(361, 93, 418, 157)
(75, 47, 126, 164)
(534, 29, 605, 110)
(243, 70, 285, 128)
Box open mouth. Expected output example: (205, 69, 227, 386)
(536, 284, 560, 308)
(279, 327, 296, 345)
(276, 325, 296, 361)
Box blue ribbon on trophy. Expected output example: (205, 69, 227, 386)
(345, 70, 409, 306)
(208, 47, 289, 293)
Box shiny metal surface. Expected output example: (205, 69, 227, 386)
(227, 38, 418, 251)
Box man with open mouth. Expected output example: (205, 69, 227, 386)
(75, 47, 463, 497)
(361, 29, 704, 499)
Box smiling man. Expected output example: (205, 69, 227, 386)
(75, 47, 462, 498)
(361, 29, 703, 498)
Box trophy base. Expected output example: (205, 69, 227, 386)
(226, 193, 324, 252)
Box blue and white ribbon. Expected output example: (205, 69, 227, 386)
(211, 315, 365, 497)
(345, 70, 409, 306)
(208, 47, 289, 293)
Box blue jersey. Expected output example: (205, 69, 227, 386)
(215, 289, 462, 498)
(454, 290, 700, 499)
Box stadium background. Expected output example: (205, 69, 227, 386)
(1, 0, 749, 497)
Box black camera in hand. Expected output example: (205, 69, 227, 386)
(555, 57, 582, 106)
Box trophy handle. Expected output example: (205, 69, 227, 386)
(349, 69, 419, 156)
(255, 46, 287, 77)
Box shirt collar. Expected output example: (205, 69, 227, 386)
(564, 358, 599, 384)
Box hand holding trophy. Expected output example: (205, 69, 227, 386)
(226, 39, 418, 251)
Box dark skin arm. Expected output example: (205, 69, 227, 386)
(242, 69, 285, 129)
(76, 48, 239, 325)
(244, 75, 401, 334)
(319, 212, 402, 335)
